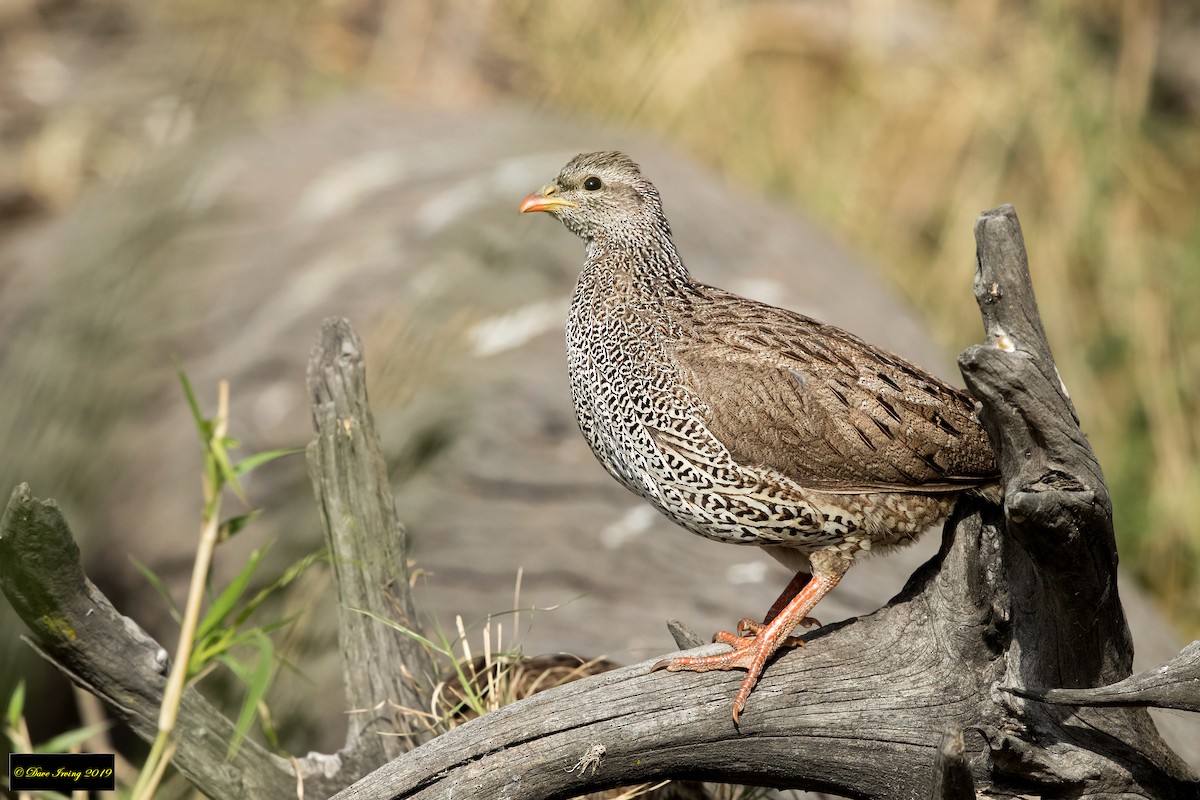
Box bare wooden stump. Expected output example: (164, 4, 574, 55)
(305, 318, 438, 771)
(931, 728, 975, 800)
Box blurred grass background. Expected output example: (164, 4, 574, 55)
(2, 0, 1198, 631)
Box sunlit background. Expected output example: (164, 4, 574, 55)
(2, 0, 1198, 787)
(10, 0, 1192, 619)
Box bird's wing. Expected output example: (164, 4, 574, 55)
(670, 287, 998, 493)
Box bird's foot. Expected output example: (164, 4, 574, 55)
(651, 620, 797, 724)
(741, 615, 822, 637)
(651, 563, 847, 723)
(712, 619, 807, 649)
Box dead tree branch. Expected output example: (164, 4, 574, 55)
(305, 317, 438, 773)
(0, 485, 299, 799)
(325, 205, 1200, 800)
(1015, 640, 1200, 713)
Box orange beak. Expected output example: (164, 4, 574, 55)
(520, 184, 578, 214)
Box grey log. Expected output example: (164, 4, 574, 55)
(0, 485, 300, 799)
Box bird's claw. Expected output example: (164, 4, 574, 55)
(650, 631, 789, 724)
(728, 618, 809, 648)
(653, 572, 840, 722)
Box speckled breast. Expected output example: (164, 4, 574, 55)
(565, 278, 941, 555)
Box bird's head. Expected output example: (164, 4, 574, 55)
(520, 151, 668, 241)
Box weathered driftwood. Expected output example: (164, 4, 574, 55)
(303, 318, 438, 772)
(0, 485, 299, 800)
(3, 207, 1200, 800)
(322, 206, 1200, 799)
(0, 319, 437, 798)
(1015, 640, 1200, 714)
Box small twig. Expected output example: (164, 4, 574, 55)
(666, 620, 705, 650)
(1009, 640, 1200, 712)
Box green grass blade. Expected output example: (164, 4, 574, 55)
(211, 436, 246, 504)
(233, 446, 305, 477)
(174, 360, 212, 441)
(350, 607, 448, 655)
(194, 545, 268, 643)
(218, 509, 261, 543)
(256, 613, 301, 636)
(190, 628, 238, 671)
(5, 680, 25, 733)
(235, 548, 326, 626)
(273, 652, 315, 684)
(129, 555, 182, 622)
(219, 630, 275, 757)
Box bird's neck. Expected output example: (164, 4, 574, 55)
(581, 225, 694, 301)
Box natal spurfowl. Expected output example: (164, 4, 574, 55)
(520, 151, 998, 722)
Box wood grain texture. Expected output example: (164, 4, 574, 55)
(1017, 640, 1200, 713)
(305, 317, 438, 769)
(330, 504, 1001, 800)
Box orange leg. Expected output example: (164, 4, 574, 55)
(651, 561, 848, 724)
(762, 569, 822, 629)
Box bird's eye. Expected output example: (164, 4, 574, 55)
(583, 176, 602, 191)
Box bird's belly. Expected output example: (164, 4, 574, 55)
(569, 337, 949, 555)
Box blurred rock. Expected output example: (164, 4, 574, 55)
(0, 99, 1195, 772)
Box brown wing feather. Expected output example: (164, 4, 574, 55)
(671, 287, 998, 493)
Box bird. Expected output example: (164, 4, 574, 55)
(520, 151, 998, 723)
